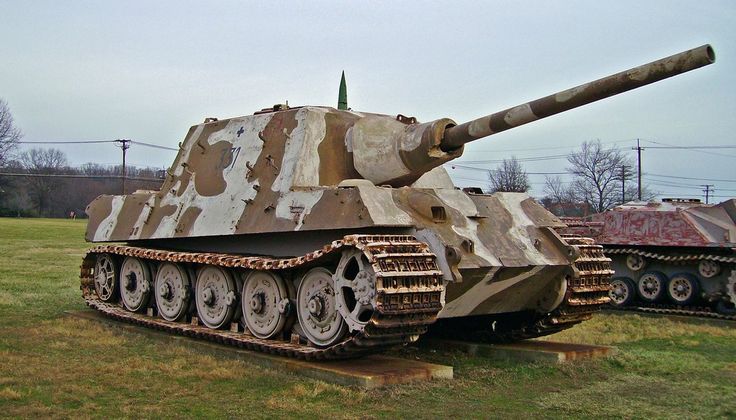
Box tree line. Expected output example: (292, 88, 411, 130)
(0, 149, 164, 218)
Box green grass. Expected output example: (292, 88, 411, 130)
(1, 217, 735, 418)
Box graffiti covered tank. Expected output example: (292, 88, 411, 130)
(567, 198, 736, 315)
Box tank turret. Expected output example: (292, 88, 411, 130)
(80, 45, 716, 358)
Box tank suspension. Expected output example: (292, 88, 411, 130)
(80, 235, 445, 360)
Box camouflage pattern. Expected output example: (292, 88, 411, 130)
(85, 44, 715, 320)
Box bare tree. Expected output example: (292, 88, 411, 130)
(19, 148, 69, 216)
(541, 175, 591, 216)
(488, 157, 530, 193)
(566, 140, 633, 213)
(544, 176, 573, 204)
(0, 99, 22, 167)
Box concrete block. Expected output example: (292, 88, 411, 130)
(421, 338, 616, 363)
(65, 309, 452, 389)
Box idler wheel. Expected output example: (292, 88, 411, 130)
(296, 267, 347, 347)
(609, 277, 636, 306)
(195, 266, 237, 329)
(93, 253, 118, 302)
(119, 257, 152, 312)
(154, 262, 192, 322)
(637, 271, 667, 302)
(333, 249, 376, 332)
(241, 271, 289, 339)
(666, 272, 700, 305)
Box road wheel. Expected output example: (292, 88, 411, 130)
(609, 277, 636, 307)
(120, 257, 152, 312)
(666, 272, 700, 305)
(637, 271, 667, 302)
(195, 266, 237, 329)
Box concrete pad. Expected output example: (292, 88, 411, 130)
(421, 338, 616, 363)
(64, 309, 452, 389)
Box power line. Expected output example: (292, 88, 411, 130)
(18, 139, 179, 151)
(18, 140, 115, 144)
(643, 145, 736, 149)
(642, 138, 736, 158)
(0, 172, 163, 181)
(645, 173, 736, 183)
(130, 140, 178, 151)
(461, 138, 635, 153)
(449, 164, 566, 174)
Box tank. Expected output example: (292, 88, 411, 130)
(80, 45, 716, 359)
(564, 198, 736, 315)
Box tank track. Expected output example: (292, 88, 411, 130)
(487, 235, 614, 341)
(80, 235, 444, 360)
(606, 305, 736, 321)
(604, 247, 736, 320)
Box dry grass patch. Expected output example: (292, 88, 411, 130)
(0, 387, 22, 400)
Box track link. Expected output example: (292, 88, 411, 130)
(80, 235, 444, 360)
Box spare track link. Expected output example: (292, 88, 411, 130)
(80, 235, 445, 360)
(605, 248, 736, 321)
(492, 235, 614, 342)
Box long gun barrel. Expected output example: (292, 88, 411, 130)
(349, 45, 714, 186)
(441, 44, 715, 151)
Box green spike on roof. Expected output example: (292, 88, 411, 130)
(338, 71, 348, 110)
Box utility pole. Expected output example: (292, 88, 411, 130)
(620, 165, 627, 204)
(114, 139, 131, 194)
(632, 139, 645, 200)
(701, 184, 714, 204)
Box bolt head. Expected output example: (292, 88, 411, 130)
(308, 297, 323, 317)
(249, 294, 264, 313)
(202, 287, 214, 306)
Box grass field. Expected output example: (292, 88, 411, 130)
(1, 218, 734, 418)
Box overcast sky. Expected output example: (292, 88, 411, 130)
(1, 0, 734, 201)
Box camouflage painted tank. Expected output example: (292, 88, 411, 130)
(81, 45, 715, 359)
(564, 198, 736, 316)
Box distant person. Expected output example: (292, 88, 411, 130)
(69, 211, 76, 220)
